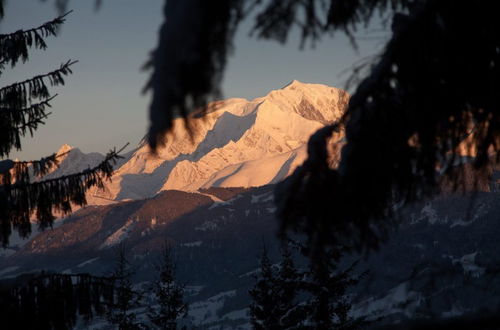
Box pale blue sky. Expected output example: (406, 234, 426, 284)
(1, 0, 386, 160)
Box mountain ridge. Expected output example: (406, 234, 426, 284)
(68, 80, 349, 204)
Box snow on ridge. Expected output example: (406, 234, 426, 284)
(83, 81, 347, 204)
(77, 257, 100, 268)
(100, 218, 137, 249)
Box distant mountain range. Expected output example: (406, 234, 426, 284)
(3, 81, 500, 329)
(48, 80, 348, 205)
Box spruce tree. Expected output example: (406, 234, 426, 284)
(147, 245, 188, 330)
(274, 247, 302, 329)
(0, 3, 125, 247)
(250, 244, 361, 330)
(249, 246, 305, 330)
(106, 245, 143, 330)
(0, 272, 117, 329)
(249, 246, 280, 329)
(300, 247, 361, 330)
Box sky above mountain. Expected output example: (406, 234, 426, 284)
(0, 0, 386, 160)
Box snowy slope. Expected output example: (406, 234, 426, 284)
(87, 80, 348, 204)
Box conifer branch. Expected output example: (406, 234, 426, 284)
(0, 11, 72, 68)
(0, 143, 129, 246)
(0, 94, 57, 114)
(0, 150, 70, 187)
(0, 60, 77, 108)
(15, 112, 51, 131)
(0, 96, 57, 157)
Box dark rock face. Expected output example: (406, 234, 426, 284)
(295, 98, 328, 124)
(3, 185, 500, 328)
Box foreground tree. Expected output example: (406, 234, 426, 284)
(0, 4, 124, 247)
(138, 0, 500, 255)
(35, 0, 500, 255)
(0, 5, 128, 329)
(148, 245, 188, 330)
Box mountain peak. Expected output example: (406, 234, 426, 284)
(88, 82, 348, 202)
(282, 79, 305, 89)
(57, 144, 73, 155)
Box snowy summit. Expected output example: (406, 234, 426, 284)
(74, 81, 349, 204)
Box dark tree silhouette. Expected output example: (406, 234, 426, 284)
(0, 4, 126, 247)
(106, 245, 144, 330)
(8, 0, 500, 327)
(139, 0, 500, 255)
(274, 247, 302, 329)
(0, 272, 116, 329)
(147, 245, 188, 330)
(32, 0, 500, 255)
(300, 247, 361, 330)
(249, 246, 282, 329)
(0, 6, 128, 328)
(249, 245, 360, 329)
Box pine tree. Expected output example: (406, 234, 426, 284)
(148, 244, 188, 330)
(249, 244, 361, 330)
(0, 272, 117, 329)
(300, 247, 361, 330)
(0, 4, 125, 247)
(106, 245, 144, 330)
(275, 247, 302, 329)
(249, 246, 281, 329)
(249, 246, 305, 330)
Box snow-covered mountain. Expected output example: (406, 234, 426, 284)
(5, 81, 500, 328)
(43, 144, 106, 179)
(85, 80, 348, 204)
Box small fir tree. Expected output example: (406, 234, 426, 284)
(107, 245, 143, 330)
(274, 247, 302, 328)
(249, 244, 361, 330)
(249, 246, 280, 329)
(148, 245, 188, 330)
(300, 247, 361, 330)
(249, 246, 305, 329)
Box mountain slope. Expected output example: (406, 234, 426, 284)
(4, 185, 500, 328)
(87, 80, 348, 204)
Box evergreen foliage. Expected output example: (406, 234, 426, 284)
(141, 0, 500, 255)
(147, 245, 188, 330)
(0, 9, 71, 70)
(106, 245, 144, 330)
(143, 0, 247, 151)
(300, 249, 361, 330)
(249, 245, 359, 329)
(275, 247, 302, 329)
(0, 6, 130, 327)
(249, 246, 281, 329)
(0, 272, 116, 330)
(0, 7, 126, 247)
